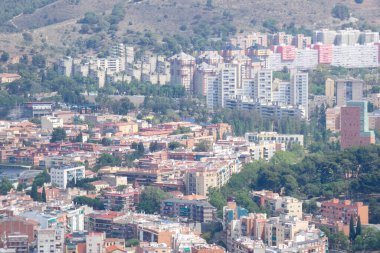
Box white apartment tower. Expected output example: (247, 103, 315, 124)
(291, 72, 309, 119)
(255, 70, 273, 104)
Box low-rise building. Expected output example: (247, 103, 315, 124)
(50, 165, 86, 189)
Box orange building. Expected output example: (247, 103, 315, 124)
(321, 199, 369, 225)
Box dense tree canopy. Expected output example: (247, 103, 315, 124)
(138, 187, 170, 214)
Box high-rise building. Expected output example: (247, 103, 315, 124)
(255, 70, 272, 103)
(313, 44, 333, 64)
(325, 78, 335, 100)
(169, 52, 196, 93)
(326, 107, 341, 132)
(291, 72, 309, 119)
(194, 63, 218, 96)
(336, 79, 364, 106)
(313, 29, 337, 45)
(37, 228, 65, 253)
(340, 101, 375, 149)
(57, 56, 73, 77)
(335, 29, 361, 46)
(332, 45, 379, 68)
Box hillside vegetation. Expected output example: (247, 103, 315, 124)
(0, 0, 379, 59)
(0, 0, 57, 30)
(209, 145, 380, 223)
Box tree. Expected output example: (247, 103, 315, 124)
(126, 239, 140, 247)
(30, 182, 38, 201)
(0, 178, 13, 195)
(0, 52, 9, 62)
(101, 138, 112, 146)
(41, 187, 47, 202)
(32, 54, 46, 68)
(75, 132, 83, 143)
(168, 141, 184, 150)
(50, 127, 67, 142)
(349, 216, 356, 241)
(137, 142, 145, 155)
(97, 153, 121, 167)
(332, 4, 350, 20)
(356, 216, 362, 237)
(111, 98, 135, 115)
(73, 196, 105, 210)
(194, 140, 212, 152)
(149, 141, 160, 152)
(138, 187, 170, 214)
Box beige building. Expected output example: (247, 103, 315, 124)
(41, 116, 64, 130)
(336, 79, 364, 106)
(325, 78, 335, 100)
(368, 110, 380, 130)
(326, 107, 341, 132)
(0, 73, 21, 84)
(185, 159, 240, 196)
(251, 190, 303, 219)
(265, 215, 309, 247)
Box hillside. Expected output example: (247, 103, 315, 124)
(0, 0, 379, 58)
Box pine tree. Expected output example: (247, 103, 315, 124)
(349, 216, 356, 241)
(30, 182, 38, 201)
(41, 187, 47, 203)
(356, 216, 362, 237)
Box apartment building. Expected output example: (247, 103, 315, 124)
(321, 198, 369, 225)
(255, 70, 273, 103)
(340, 101, 375, 149)
(291, 72, 309, 119)
(86, 232, 105, 253)
(245, 132, 304, 147)
(184, 159, 241, 196)
(332, 44, 379, 68)
(325, 78, 335, 99)
(264, 215, 309, 247)
(169, 52, 196, 92)
(251, 190, 303, 218)
(37, 228, 65, 253)
(336, 79, 364, 106)
(161, 198, 217, 223)
(50, 165, 86, 189)
(326, 107, 341, 132)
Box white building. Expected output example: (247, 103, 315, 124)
(37, 228, 64, 253)
(255, 70, 273, 103)
(291, 72, 309, 119)
(245, 132, 304, 147)
(41, 116, 64, 130)
(86, 232, 105, 253)
(50, 165, 85, 189)
(332, 44, 379, 68)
